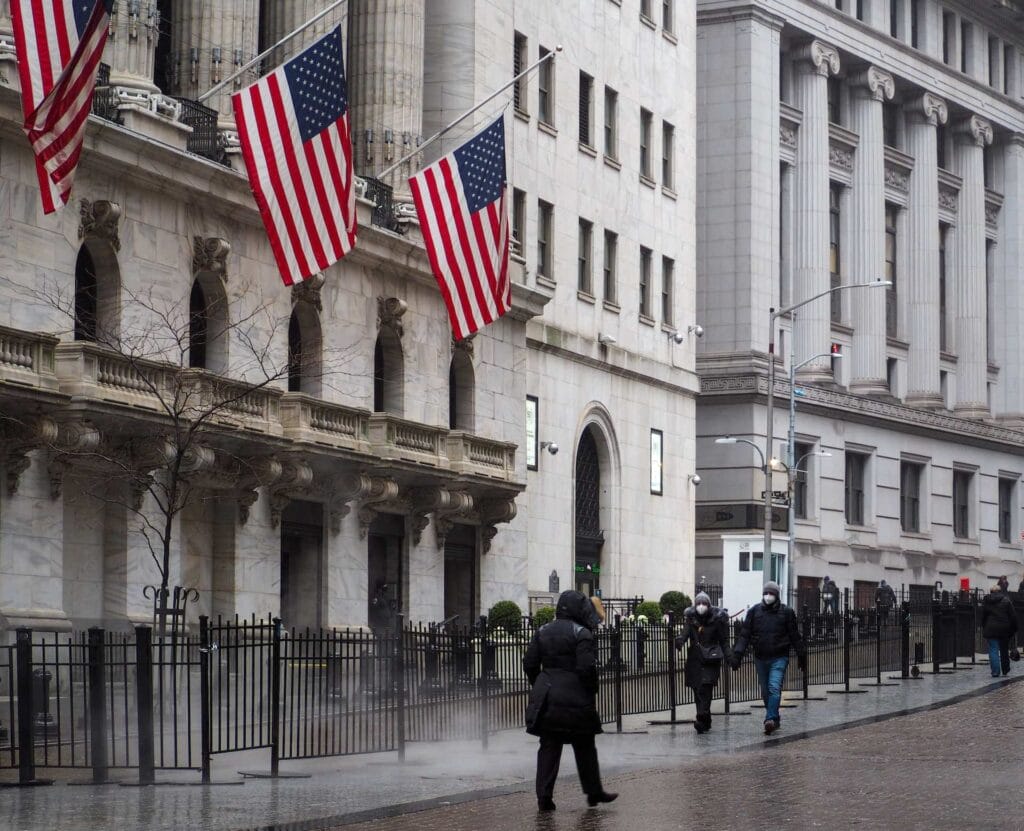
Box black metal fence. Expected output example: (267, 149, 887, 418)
(1, 591, 1018, 785)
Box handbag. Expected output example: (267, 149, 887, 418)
(697, 643, 725, 662)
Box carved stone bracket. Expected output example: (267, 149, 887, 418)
(228, 456, 283, 524)
(433, 490, 475, 549)
(792, 39, 840, 78)
(478, 496, 518, 554)
(321, 471, 383, 535)
(452, 333, 476, 357)
(406, 486, 475, 546)
(268, 458, 314, 528)
(47, 419, 102, 498)
(292, 272, 326, 312)
(377, 296, 408, 338)
(192, 236, 231, 278)
(355, 474, 400, 538)
(78, 199, 122, 251)
(0, 415, 59, 495)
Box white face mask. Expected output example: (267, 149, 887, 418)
(763, 594, 776, 605)
(696, 604, 709, 615)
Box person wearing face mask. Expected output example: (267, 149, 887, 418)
(675, 591, 732, 733)
(729, 581, 806, 735)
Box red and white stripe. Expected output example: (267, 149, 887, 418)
(409, 159, 510, 340)
(233, 68, 356, 287)
(11, 1, 111, 214)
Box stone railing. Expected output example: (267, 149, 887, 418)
(280, 393, 370, 452)
(55, 341, 170, 410)
(368, 413, 447, 466)
(447, 431, 517, 480)
(179, 370, 282, 435)
(0, 325, 59, 391)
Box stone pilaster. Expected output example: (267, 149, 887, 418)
(847, 67, 894, 394)
(992, 135, 1024, 426)
(903, 93, 947, 407)
(348, 0, 426, 191)
(950, 115, 993, 418)
(791, 40, 839, 382)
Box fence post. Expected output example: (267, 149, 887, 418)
(478, 619, 490, 750)
(270, 617, 282, 778)
(931, 598, 940, 675)
(134, 626, 155, 786)
(15, 628, 36, 785)
(395, 615, 406, 762)
(874, 599, 882, 685)
(843, 590, 851, 693)
(666, 616, 677, 724)
(87, 628, 108, 784)
(198, 616, 211, 784)
(613, 624, 623, 734)
(801, 605, 810, 700)
(900, 601, 910, 679)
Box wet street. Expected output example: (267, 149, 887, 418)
(336, 680, 1024, 831)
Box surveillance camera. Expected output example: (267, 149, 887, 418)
(689, 324, 705, 338)
(671, 332, 685, 345)
(690, 474, 702, 486)
(546, 443, 559, 456)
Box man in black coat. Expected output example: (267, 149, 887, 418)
(523, 591, 617, 812)
(675, 591, 732, 733)
(981, 584, 1019, 677)
(730, 581, 806, 735)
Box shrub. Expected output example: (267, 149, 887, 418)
(532, 606, 556, 626)
(659, 591, 692, 619)
(488, 600, 523, 633)
(634, 600, 664, 622)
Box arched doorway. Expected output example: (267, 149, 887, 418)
(574, 426, 604, 595)
(74, 240, 120, 343)
(373, 328, 404, 414)
(287, 303, 323, 394)
(448, 349, 475, 430)
(189, 273, 229, 372)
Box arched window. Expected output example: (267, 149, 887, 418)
(189, 281, 208, 368)
(373, 328, 404, 413)
(74, 247, 98, 341)
(448, 349, 475, 431)
(288, 304, 322, 395)
(188, 274, 229, 372)
(574, 426, 604, 595)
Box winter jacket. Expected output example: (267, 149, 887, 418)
(875, 584, 897, 608)
(677, 606, 732, 688)
(523, 591, 602, 737)
(733, 602, 805, 661)
(981, 592, 1019, 640)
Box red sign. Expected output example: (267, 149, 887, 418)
(960, 577, 970, 592)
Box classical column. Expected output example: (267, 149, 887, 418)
(261, 2, 348, 65)
(0, 4, 15, 89)
(950, 115, 993, 417)
(903, 93, 947, 408)
(847, 67, 894, 394)
(105, 1, 160, 96)
(171, 0, 260, 129)
(992, 135, 1024, 426)
(348, 0, 426, 192)
(790, 40, 840, 382)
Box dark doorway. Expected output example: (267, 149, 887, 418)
(368, 513, 405, 632)
(797, 575, 821, 612)
(443, 524, 476, 626)
(74, 247, 98, 341)
(574, 427, 604, 595)
(854, 579, 878, 612)
(189, 280, 208, 368)
(280, 501, 324, 630)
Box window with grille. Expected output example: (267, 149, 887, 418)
(603, 230, 618, 303)
(578, 218, 593, 294)
(900, 461, 922, 533)
(604, 87, 618, 159)
(513, 32, 528, 115)
(640, 108, 653, 178)
(661, 256, 674, 324)
(579, 72, 594, 147)
(953, 469, 972, 539)
(662, 121, 674, 189)
(538, 46, 554, 126)
(794, 441, 813, 519)
(537, 200, 553, 278)
(998, 478, 1015, 544)
(640, 246, 652, 318)
(885, 204, 898, 337)
(512, 188, 526, 258)
(845, 451, 868, 526)
(830, 185, 842, 322)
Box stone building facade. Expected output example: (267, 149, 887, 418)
(696, 0, 1024, 607)
(0, 0, 697, 632)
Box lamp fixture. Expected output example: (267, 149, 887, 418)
(687, 324, 704, 338)
(540, 441, 559, 456)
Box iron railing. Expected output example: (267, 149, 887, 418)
(173, 97, 228, 166)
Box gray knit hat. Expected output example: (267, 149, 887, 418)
(694, 591, 711, 606)
(763, 581, 781, 597)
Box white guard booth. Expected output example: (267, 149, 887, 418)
(720, 533, 789, 620)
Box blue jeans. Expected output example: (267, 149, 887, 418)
(987, 638, 1010, 677)
(754, 656, 789, 723)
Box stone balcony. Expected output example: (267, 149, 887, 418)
(0, 325, 59, 392)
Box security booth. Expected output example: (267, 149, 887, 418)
(720, 533, 788, 618)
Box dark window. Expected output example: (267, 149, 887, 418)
(604, 87, 618, 158)
(603, 230, 618, 303)
(939, 225, 948, 351)
(538, 46, 553, 125)
(512, 188, 526, 258)
(373, 330, 404, 414)
(662, 121, 674, 188)
(987, 241, 995, 363)
(578, 218, 593, 294)
(74, 247, 98, 342)
(739, 551, 750, 572)
(827, 77, 842, 125)
(1004, 47, 1015, 95)
(189, 280, 208, 369)
(640, 246, 652, 317)
(856, 0, 864, 20)
(449, 350, 475, 431)
(830, 185, 842, 322)
(579, 71, 594, 146)
(640, 108, 653, 178)
(887, 357, 898, 395)
(885, 204, 898, 337)
(537, 200, 553, 278)
(961, 21, 972, 74)
(936, 124, 947, 169)
(845, 451, 867, 525)
(513, 32, 528, 114)
(575, 427, 604, 592)
(882, 102, 899, 148)
(943, 12, 954, 65)
(900, 461, 922, 533)
(999, 478, 1015, 544)
(953, 470, 972, 538)
(663, 0, 674, 33)
(288, 311, 302, 392)
(793, 441, 813, 519)
(890, 0, 900, 38)
(640, 0, 652, 19)
(990, 37, 1000, 88)
(911, 0, 920, 48)
(661, 256, 674, 325)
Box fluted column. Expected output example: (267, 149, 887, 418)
(903, 93, 948, 407)
(992, 135, 1024, 425)
(348, 0, 426, 192)
(0, 3, 15, 88)
(950, 115, 993, 417)
(171, 0, 260, 128)
(848, 67, 894, 394)
(261, 2, 348, 67)
(105, 1, 160, 95)
(791, 40, 839, 382)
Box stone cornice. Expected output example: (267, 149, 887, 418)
(700, 372, 1024, 451)
(695, 2, 786, 30)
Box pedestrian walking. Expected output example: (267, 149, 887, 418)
(875, 579, 897, 623)
(997, 575, 1010, 594)
(730, 581, 806, 735)
(822, 575, 839, 615)
(980, 584, 1019, 678)
(523, 590, 618, 812)
(674, 591, 732, 733)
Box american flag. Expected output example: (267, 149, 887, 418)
(409, 116, 511, 340)
(11, 0, 113, 214)
(233, 26, 356, 287)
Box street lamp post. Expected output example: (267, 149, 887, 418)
(764, 281, 891, 582)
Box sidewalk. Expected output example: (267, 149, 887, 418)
(0, 660, 1010, 831)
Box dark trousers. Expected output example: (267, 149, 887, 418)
(536, 733, 602, 800)
(693, 683, 714, 726)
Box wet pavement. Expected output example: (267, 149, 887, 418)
(0, 664, 1019, 831)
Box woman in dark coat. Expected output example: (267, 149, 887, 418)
(523, 591, 617, 812)
(981, 584, 1019, 677)
(675, 591, 733, 733)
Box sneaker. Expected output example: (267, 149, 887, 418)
(586, 792, 618, 807)
(538, 798, 556, 812)
(764, 719, 778, 735)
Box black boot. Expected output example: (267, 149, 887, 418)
(538, 798, 557, 811)
(587, 791, 618, 807)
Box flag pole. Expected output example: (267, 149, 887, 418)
(197, 0, 347, 104)
(375, 45, 562, 181)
